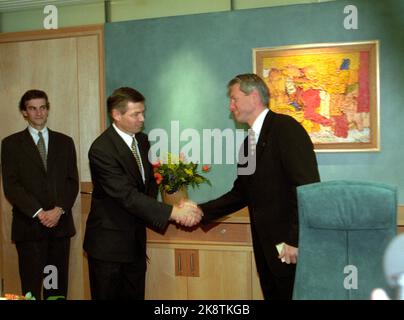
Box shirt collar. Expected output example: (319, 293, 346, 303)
(112, 123, 134, 147)
(28, 125, 48, 136)
(251, 108, 269, 140)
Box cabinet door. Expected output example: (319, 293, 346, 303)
(187, 249, 252, 300)
(145, 247, 187, 299)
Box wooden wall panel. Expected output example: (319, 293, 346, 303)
(0, 25, 104, 300)
(81, 192, 92, 300)
(0, 36, 83, 299)
(77, 35, 104, 182)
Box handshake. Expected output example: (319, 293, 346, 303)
(170, 200, 204, 227)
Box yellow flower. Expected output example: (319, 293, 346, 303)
(152, 152, 211, 194)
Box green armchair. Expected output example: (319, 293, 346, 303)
(293, 180, 397, 300)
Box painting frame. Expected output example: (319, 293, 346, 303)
(253, 41, 380, 152)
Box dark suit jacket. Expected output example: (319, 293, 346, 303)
(83, 126, 172, 263)
(200, 110, 320, 276)
(1, 128, 78, 241)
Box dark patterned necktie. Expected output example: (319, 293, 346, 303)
(37, 131, 47, 170)
(131, 136, 144, 179)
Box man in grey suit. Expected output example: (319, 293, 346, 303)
(1, 89, 79, 299)
(199, 74, 320, 300)
(83, 87, 202, 300)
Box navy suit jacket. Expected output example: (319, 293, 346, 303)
(1, 128, 78, 241)
(200, 110, 320, 276)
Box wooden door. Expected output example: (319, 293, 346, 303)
(0, 25, 104, 299)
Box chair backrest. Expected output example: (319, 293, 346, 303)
(293, 180, 397, 300)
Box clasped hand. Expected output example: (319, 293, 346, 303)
(170, 200, 203, 227)
(37, 207, 63, 228)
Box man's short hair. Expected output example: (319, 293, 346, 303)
(227, 73, 270, 107)
(107, 87, 145, 115)
(19, 89, 50, 111)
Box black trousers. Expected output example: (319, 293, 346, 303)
(87, 255, 146, 300)
(15, 237, 70, 300)
(253, 240, 296, 300)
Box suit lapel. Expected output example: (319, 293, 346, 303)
(136, 133, 152, 187)
(20, 129, 46, 172)
(107, 127, 144, 185)
(47, 129, 57, 172)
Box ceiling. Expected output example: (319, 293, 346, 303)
(0, 0, 104, 13)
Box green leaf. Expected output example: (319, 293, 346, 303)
(46, 295, 66, 300)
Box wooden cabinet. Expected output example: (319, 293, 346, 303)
(146, 243, 261, 300)
(145, 208, 264, 300)
(145, 246, 188, 300)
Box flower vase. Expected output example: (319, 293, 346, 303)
(161, 186, 189, 206)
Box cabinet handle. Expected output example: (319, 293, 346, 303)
(178, 253, 182, 273)
(190, 253, 194, 273)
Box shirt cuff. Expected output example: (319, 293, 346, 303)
(33, 208, 43, 218)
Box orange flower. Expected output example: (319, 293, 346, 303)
(154, 172, 163, 184)
(202, 165, 210, 172)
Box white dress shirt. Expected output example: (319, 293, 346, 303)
(251, 108, 269, 142)
(28, 125, 49, 152)
(112, 123, 145, 182)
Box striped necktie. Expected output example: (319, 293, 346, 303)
(37, 131, 47, 170)
(131, 136, 144, 179)
(249, 129, 257, 155)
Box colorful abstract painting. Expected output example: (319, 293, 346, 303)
(254, 41, 379, 151)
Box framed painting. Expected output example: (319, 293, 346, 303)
(253, 41, 380, 152)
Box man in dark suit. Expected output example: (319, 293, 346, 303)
(199, 74, 320, 300)
(1, 89, 79, 300)
(83, 87, 202, 300)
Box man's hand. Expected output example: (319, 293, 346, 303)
(37, 207, 63, 228)
(278, 243, 298, 264)
(170, 200, 203, 227)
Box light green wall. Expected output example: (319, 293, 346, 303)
(104, 0, 404, 203)
(0, 0, 337, 33)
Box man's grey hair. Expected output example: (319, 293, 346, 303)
(227, 73, 270, 107)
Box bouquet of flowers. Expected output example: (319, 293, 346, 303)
(0, 292, 36, 300)
(153, 153, 211, 194)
